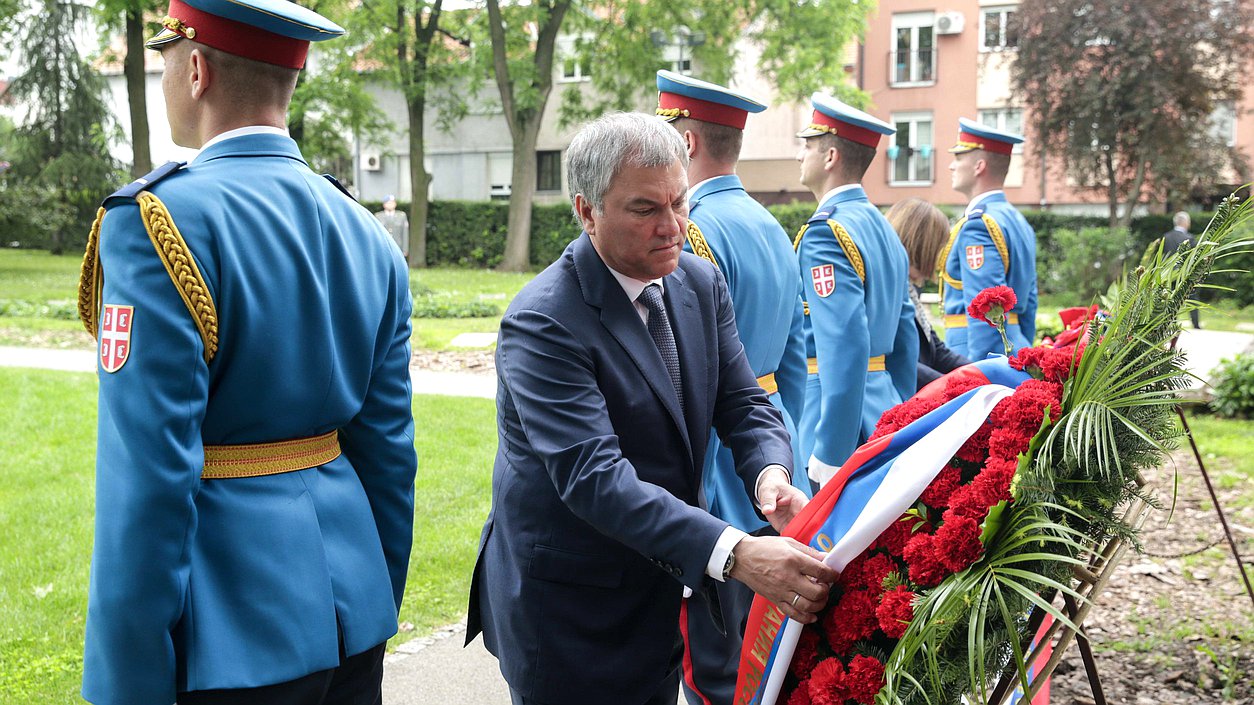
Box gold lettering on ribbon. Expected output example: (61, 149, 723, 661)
(814, 532, 834, 552)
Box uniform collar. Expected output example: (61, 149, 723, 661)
(818, 183, 865, 208)
(193, 129, 305, 164)
(688, 174, 743, 204)
(966, 189, 1005, 215)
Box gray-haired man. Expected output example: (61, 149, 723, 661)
(465, 112, 837, 705)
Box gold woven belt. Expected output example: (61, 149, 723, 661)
(202, 430, 341, 480)
(944, 312, 1019, 328)
(757, 372, 778, 395)
(806, 356, 886, 373)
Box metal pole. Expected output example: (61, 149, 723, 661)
(1174, 405, 1254, 609)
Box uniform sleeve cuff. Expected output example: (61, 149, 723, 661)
(807, 454, 839, 487)
(706, 526, 748, 582)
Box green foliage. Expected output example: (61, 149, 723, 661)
(4, 0, 123, 254)
(289, 66, 394, 177)
(1209, 353, 1254, 419)
(1038, 227, 1138, 301)
(411, 295, 500, 319)
(0, 299, 79, 320)
(1011, 0, 1253, 225)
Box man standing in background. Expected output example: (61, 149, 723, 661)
(1161, 211, 1201, 329)
(656, 70, 810, 705)
(375, 194, 410, 259)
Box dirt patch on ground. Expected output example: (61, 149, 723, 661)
(1048, 448, 1253, 704)
(410, 349, 495, 375)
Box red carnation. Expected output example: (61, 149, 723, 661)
(944, 373, 985, 399)
(845, 655, 887, 704)
(1011, 345, 1084, 383)
(856, 553, 899, 595)
(871, 515, 917, 556)
(955, 423, 992, 465)
(920, 464, 963, 508)
(903, 532, 948, 587)
(786, 681, 814, 705)
(946, 483, 994, 522)
(822, 588, 879, 653)
(933, 515, 985, 572)
(872, 395, 942, 439)
(807, 658, 849, 705)
(790, 626, 823, 680)
(969, 286, 1018, 327)
(876, 585, 916, 638)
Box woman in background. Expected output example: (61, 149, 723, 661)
(887, 198, 971, 390)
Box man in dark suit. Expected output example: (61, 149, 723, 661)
(1162, 211, 1200, 329)
(466, 112, 837, 705)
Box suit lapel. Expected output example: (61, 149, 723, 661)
(664, 266, 705, 475)
(573, 236, 694, 463)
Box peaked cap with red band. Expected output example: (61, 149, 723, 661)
(145, 0, 345, 69)
(655, 69, 766, 130)
(797, 92, 894, 148)
(949, 116, 1024, 155)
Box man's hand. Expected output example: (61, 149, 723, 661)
(728, 535, 838, 624)
(757, 467, 809, 532)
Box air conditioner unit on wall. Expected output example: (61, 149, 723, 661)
(362, 151, 383, 171)
(935, 11, 965, 35)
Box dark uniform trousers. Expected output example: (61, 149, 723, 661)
(177, 642, 386, 705)
(510, 635, 684, 705)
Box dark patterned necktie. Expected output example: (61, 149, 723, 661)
(638, 284, 685, 413)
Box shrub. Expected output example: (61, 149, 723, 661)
(411, 295, 500, 319)
(1036, 226, 1137, 300)
(1209, 353, 1254, 419)
(0, 299, 79, 320)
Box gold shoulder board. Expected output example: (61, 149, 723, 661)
(827, 220, 866, 283)
(687, 221, 719, 269)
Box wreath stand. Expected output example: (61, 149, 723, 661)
(985, 477, 1154, 705)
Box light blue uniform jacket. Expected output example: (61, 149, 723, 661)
(795, 186, 917, 480)
(940, 191, 1038, 359)
(683, 174, 809, 530)
(82, 133, 417, 704)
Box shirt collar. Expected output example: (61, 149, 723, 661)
(198, 125, 290, 155)
(605, 265, 664, 305)
(818, 183, 861, 206)
(966, 189, 1004, 215)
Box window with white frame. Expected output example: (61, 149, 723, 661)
(980, 7, 1019, 51)
(891, 13, 936, 87)
(976, 108, 1025, 152)
(889, 112, 934, 185)
(557, 37, 591, 82)
(1208, 101, 1236, 147)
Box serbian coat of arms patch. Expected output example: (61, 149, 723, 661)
(965, 244, 985, 270)
(99, 304, 134, 373)
(810, 264, 836, 298)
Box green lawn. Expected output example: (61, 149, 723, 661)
(0, 249, 535, 351)
(0, 367, 495, 702)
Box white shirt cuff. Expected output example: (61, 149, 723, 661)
(706, 526, 748, 582)
(753, 464, 791, 504)
(807, 454, 839, 487)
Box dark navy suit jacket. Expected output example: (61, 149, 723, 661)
(466, 233, 792, 704)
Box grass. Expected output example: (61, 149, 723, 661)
(0, 249, 535, 351)
(0, 367, 495, 702)
(1180, 411, 1254, 511)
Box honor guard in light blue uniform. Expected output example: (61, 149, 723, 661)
(794, 94, 918, 486)
(657, 70, 810, 705)
(79, 1, 417, 703)
(941, 117, 1039, 359)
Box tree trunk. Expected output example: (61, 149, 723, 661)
(1118, 159, 1149, 231)
(406, 94, 429, 269)
(1104, 151, 1118, 230)
(124, 8, 151, 177)
(499, 121, 539, 271)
